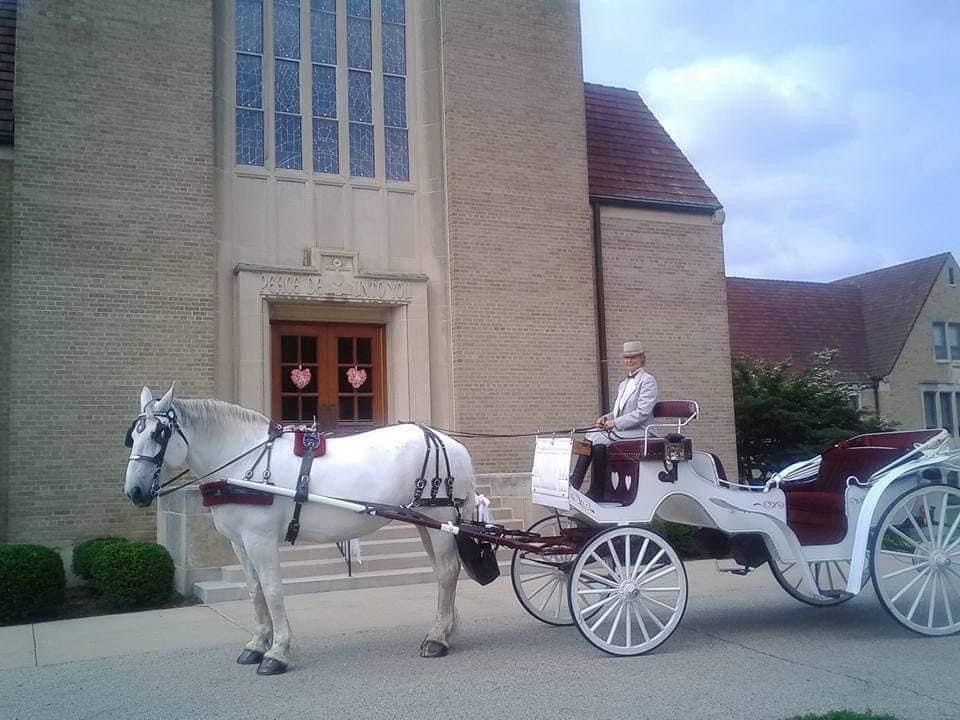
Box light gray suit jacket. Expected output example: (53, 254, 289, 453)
(588, 369, 659, 444)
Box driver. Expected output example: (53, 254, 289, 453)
(570, 341, 659, 494)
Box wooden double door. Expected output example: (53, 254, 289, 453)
(271, 321, 386, 430)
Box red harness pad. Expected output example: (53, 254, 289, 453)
(199, 480, 274, 507)
(292, 429, 326, 458)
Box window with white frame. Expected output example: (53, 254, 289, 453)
(923, 389, 960, 436)
(234, 0, 409, 180)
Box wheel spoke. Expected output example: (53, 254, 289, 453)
(888, 524, 922, 549)
(590, 550, 620, 580)
(936, 492, 950, 547)
(524, 574, 559, 601)
(639, 591, 680, 613)
(907, 507, 931, 546)
(630, 538, 650, 579)
(606, 603, 624, 645)
(880, 548, 922, 561)
(631, 601, 650, 643)
(535, 576, 561, 612)
(518, 569, 556, 584)
(906, 570, 933, 621)
(927, 573, 939, 629)
(589, 596, 622, 632)
(636, 597, 666, 631)
(891, 566, 930, 604)
(580, 569, 619, 589)
(579, 589, 618, 616)
(632, 548, 666, 582)
(881, 562, 927, 581)
(607, 539, 625, 578)
(940, 507, 960, 550)
(939, 572, 955, 626)
(637, 563, 677, 587)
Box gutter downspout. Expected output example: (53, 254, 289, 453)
(592, 202, 609, 412)
(871, 377, 881, 419)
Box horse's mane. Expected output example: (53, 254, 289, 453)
(174, 398, 269, 433)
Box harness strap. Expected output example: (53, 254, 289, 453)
(411, 426, 456, 508)
(285, 429, 321, 544)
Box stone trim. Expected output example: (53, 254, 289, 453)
(233, 250, 431, 423)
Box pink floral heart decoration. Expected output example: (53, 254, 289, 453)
(290, 367, 312, 390)
(346, 367, 367, 389)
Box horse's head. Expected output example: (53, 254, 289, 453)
(124, 384, 189, 507)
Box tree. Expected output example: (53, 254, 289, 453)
(732, 350, 890, 482)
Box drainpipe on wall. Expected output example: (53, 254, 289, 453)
(871, 377, 882, 419)
(592, 202, 610, 412)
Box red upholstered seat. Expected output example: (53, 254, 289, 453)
(782, 433, 931, 545)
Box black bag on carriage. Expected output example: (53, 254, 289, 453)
(455, 534, 500, 586)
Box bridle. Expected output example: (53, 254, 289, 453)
(125, 403, 273, 498)
(125, 403, 191, 497)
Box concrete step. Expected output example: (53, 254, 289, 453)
(196, 560, 513, 603)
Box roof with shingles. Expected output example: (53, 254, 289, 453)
(726, 277, 869, 382)
(834, 253, 950, 378)
(727, 253, 953, 382)
(584, 82, 721, 211)
(0, 0, 14, 144)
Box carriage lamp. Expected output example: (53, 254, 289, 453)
(665, 433, 686, 463)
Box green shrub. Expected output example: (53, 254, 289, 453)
(72, 537, 129, 580)
(0, 544, 66, 624)
(91, 542, 175, 610)
(649, 519, 700, 559)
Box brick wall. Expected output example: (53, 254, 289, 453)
(439, 0, 599, 475)
(0, 156, 11, 540)
(599, 205, 739, 475)
(884, 259, 960, 431)
(5, 1, 216, 545)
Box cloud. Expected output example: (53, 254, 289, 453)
(581, 1, 960, 281)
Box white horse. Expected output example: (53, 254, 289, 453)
(124, 385, 477, 675)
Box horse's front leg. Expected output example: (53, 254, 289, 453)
(230, 540, 273, 665)
(416, 523, 461, 657)
(243, 533, 294, 675)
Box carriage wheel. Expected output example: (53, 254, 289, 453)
(871, 484, 960, 636)
(568, 526, 687, 656)
(769, 558, 861, 606)
(511, 514, 581, 626)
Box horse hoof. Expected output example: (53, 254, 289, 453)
(237, 649, 264, 665)
(419, 640, 448, 658)
(256, 657, 288, 675)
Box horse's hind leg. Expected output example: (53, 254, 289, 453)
(243, 534, 294, 675)
(231, 540, 273, 665)
(416, 517, 461, 657)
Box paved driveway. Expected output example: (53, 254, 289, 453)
(2, 560, 958, 720)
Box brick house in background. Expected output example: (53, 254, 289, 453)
(0, 0, 736, 591)
(727, 253, 960, 438)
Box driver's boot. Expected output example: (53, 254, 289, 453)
(569, 454, 592, 490)
(590, 445, 609, 501)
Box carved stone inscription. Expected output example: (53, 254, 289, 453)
(259, 273, 411, 301)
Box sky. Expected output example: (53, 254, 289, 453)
(580, 0, 960, 281)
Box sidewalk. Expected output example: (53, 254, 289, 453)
(1, 559, 772, 670)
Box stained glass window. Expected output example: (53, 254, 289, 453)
(311, 0, 338, 175)
(347, 0, 374, 177)
(235, 0, 264, 165)
(313, 119, 339, 174)
(382, 0, 408, 180)
(348, 70, 372, 123)
(274, 0, 302, 169)
(350, 123, 375, 177)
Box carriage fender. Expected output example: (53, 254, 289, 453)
(845, 453, 956, 595)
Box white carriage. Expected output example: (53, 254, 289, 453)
(513, 400, 960, 656)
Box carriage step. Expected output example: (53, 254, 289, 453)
(195, 560, 512, 603)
